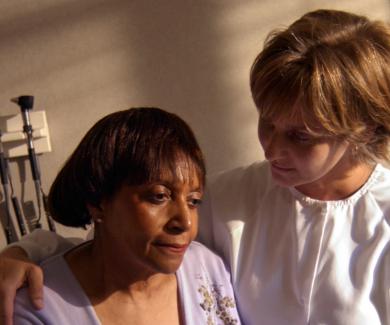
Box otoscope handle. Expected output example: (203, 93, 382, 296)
(0, 152, 8, 185)
(11, 196, 27, 236)
(43, 194, 56, 232)
(47, 217, 56, 232)
(4, 227, 12, 244)
(28, 148, 40, 181)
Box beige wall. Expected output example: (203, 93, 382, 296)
(0, 0, 389, 248)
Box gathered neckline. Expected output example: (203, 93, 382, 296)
(288, 164, 382, 207)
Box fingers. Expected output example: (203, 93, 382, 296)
(0, 266, 43, 325)
(26, 266, 44, 310)
(0, 286, 16, 325)
(0, 249, 43, 325)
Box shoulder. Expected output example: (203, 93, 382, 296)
(39, 253, 71, 287)
(15, 253, 97, 324)
(207, 161, 274, 203)
(207, 160, 266, 196)
(14, 288, 42, 324)
(14, 255, 69, 321)
(185, 241, 226, 265)
(178, 242, 241, 324)
(208, 160, 271, 192)
(370, 163, 390, 189)
(181, 241, 232, 279)
(203, 160, 281, 222)
(366, 164, 390, 223)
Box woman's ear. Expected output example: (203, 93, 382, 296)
(87, 203, 104, 224)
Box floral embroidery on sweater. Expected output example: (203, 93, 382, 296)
(197, 277, 238, 325)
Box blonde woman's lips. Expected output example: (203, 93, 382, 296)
(271, 162, 294, 171)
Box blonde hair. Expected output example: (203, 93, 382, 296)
(250, 9, 390, 163)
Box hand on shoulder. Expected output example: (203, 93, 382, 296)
(0, 246, 43, 325)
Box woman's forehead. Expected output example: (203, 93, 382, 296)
(155, 158, 202, 186)
(261, 101, 322, 130)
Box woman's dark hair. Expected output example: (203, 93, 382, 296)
(48, 107, 206, 227)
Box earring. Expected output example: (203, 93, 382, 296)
(95, 218, 103, 224)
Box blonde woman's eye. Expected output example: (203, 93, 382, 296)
(259, 120, 274, 132)
(288, 130, 312, 142)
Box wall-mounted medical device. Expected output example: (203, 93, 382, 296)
(0, 110, 51, 158)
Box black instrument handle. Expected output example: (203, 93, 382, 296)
(11, 196, 27, 236)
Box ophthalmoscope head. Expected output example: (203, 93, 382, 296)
(11, 95, 34, 111)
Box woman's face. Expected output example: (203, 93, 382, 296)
(95, 163, 202, 276)
(258, 112, 352, 192)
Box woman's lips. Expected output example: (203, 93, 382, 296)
(270, 163, 294, 173)
(153, 242, 189, 255)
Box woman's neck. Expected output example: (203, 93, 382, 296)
(65, 241, 176, 301)
(295, 162, 375, 201)
(65, 242, 182, 325)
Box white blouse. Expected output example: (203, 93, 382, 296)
(198, 161, 390, 325)
(12, 160, 390, 324)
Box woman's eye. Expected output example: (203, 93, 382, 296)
(259, 120, 274, 132)
(287, 130, 312, 143)
(149, 192, 170, 204)
(187, 196, 202, 208)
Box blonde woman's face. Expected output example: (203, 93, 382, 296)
(258, 113, 352, 191)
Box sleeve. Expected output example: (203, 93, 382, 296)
(384, 254, 390, 323)
(197, 186, 216, 250)
(6, 229, 85, 263)
(372, 246, 390, 324)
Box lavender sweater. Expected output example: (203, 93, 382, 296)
(14, 241, 241, 325)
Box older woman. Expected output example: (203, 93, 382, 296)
(13, 107, 240, 325)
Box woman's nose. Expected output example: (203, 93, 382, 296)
(262, 131, 285, 161)
(166, 201, 192, 234)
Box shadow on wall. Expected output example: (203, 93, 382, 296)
(0, 0, 389, 245)
(1, 0, 389, 175)
(0, 0, 268, 177)
(0, 0, 267, 243)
